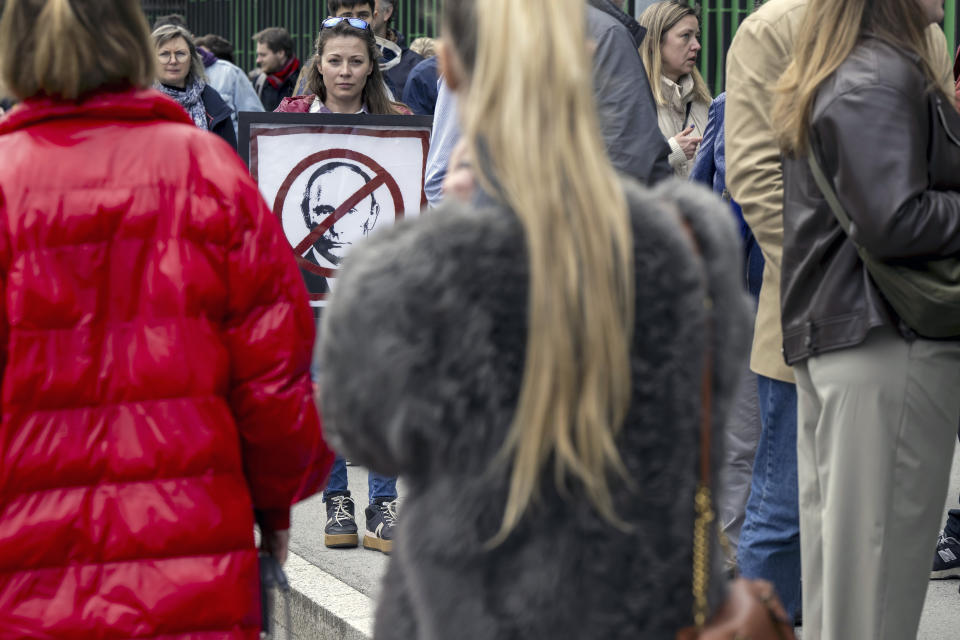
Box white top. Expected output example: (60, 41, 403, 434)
(656, 75, 710, 178)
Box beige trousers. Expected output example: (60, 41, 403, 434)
(794, 327, 960, 640)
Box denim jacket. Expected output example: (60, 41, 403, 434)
(205, 58, 264, 137)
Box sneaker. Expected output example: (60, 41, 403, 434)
(931, 531, 960, 579)
(363, 498, 398, 554)
(324, 492, 359, 548)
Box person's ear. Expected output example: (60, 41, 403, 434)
(437, 40, 465, 92)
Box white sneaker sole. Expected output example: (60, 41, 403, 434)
(930, 567, 960, 579)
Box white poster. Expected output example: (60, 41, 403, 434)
(243, 114, 432, 307)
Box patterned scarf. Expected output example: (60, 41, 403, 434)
(156, 78, 208, 131)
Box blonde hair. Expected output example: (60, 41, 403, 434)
(409, 37, 437, 58)
(774, 0, 936, 153)
(637, 1, 711, 106)
(152, 24, 207, 86)
(444, 0, 635, 544)
(0, 0, 156, 100)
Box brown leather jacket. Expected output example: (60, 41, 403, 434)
(781, 37, 960, 364)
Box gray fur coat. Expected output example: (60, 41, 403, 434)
(318, 179, 750, 639)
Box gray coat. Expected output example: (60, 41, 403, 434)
(319, 180, 750, 639)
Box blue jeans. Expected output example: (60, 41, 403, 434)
(312, 346, 398, 505)
(323, 455, 397, 504)
(737, 375, 802, 619)
(745, 237, 764, 301)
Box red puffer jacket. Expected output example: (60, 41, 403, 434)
(0, 89, 333, 639)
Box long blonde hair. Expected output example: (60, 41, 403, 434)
(444, 0, 635, 544)
(638, 1, 711, 106)
(0, 0, 156, 100)
(774, 0, 936, 153)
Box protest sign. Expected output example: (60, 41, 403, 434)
(240, 112, 432, 307)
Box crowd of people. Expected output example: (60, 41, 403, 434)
(1, 0, 960, 639)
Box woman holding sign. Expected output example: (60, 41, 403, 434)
(279, 15, 409, 556)
(316, 0, 754, 637)
(275, 17, 410, 116)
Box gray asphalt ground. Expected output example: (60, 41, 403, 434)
(288, 450, 960, 638)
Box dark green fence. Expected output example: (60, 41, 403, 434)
(143, 0, 960, 92)
(697, 0, 756, 95)
(142, 0, 451, 73)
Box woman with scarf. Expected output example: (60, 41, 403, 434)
(152, 24, 237, 150)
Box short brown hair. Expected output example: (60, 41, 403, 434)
(0, 0, 156, 101)
(253, 27, 294, 59)
(196, 34, 235, 64)
(327, 0, 374, 14)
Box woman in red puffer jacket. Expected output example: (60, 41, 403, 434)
(0, 1, 333, 638)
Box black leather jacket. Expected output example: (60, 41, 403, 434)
(780, 37, 960, 364)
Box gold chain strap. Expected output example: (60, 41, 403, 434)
(681, 217, 718, 633)
(691, 483, 716, 628)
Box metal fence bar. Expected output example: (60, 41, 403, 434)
(946, 0, 957, 61)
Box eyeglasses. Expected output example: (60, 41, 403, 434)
(322, 17, 370, 30)
(158, 51, 190, 63)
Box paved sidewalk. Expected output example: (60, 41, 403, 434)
(277, 452, 960, 639)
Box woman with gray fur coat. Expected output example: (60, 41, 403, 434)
(318, 0, 751, 637)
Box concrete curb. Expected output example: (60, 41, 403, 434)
(270, 551, 375, 640)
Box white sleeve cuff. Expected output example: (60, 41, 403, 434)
(667, 136, 687, 170)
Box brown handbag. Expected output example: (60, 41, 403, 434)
(675, 222, 796, 640)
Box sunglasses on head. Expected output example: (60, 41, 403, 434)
(322, 17, 370, 30)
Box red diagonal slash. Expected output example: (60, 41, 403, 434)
(293, 173, 388, 256)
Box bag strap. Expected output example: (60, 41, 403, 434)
(691, 320, 714, 628)
(684, 100, 694, 130)
(807, 147, 855, 237)
(679, 219, 716, 630)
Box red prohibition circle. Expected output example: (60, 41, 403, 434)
(273, 148, 405, 280)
